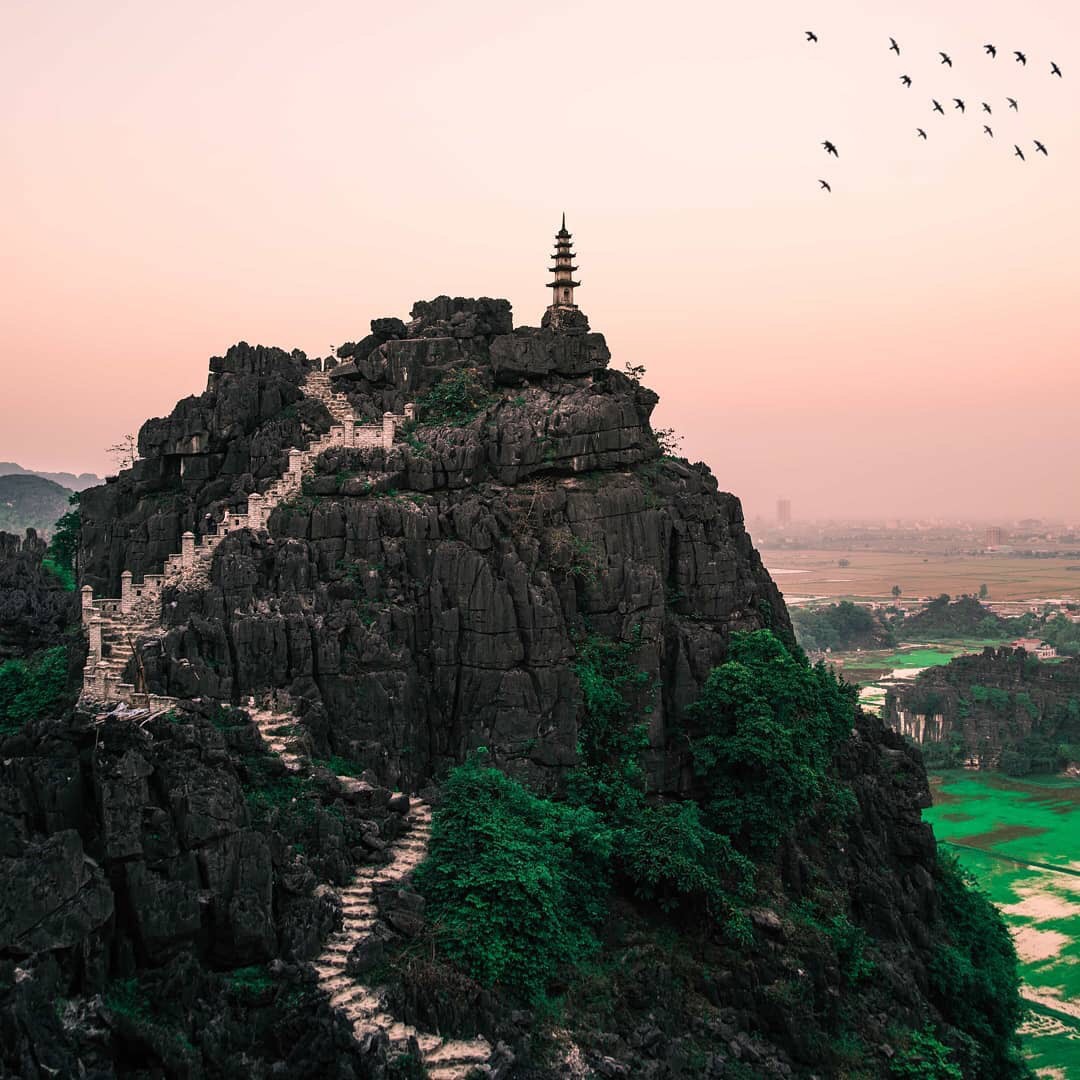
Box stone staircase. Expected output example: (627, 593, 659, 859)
(80, 365, 414, 707)
(247, 703, 494, 1078)
(313, 803, 493, 1079)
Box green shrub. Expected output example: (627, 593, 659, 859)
(414, 753, 613, 1002)
(567, 630, 652, 818)
(620, 800, 753, 923)
(929, 851, 1027, 1078)
(42, 499, 80, 591)
(225, 965, 274, 999)
(888, 1026, 962, 1080)
(415, 368, 493, 425)
(686, 630, 857, 849)
(568, 631, 754, 928)
(0, 645, 70, 734)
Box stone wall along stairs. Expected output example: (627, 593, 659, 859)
(79, 365, 414, 706)
(311, 801, 494, 1079)
(247, 701, 494, 1078)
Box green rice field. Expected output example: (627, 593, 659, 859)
(925, 772, 1080, 1078)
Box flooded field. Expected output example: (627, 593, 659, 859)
(925, 772, 1080, 1078)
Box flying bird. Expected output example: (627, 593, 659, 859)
(822, 140, 838, 157)
(889, 37, 900, 55)
(1014, 51, 1027, 65)
(818, 179, 832, 192)
(1014, 144, 1025, 160)
(931, 99, 945, 114)
(982, 102, 992, 113)
(984, 125, 993, 137)
(984, 44, 997, 57)
(916, 128, 927, 139)
(806, 30, 818, 42)
(1007, 97, 1019, 110)
(940, 52, 953, 66)
(953, 98, 965, 112)
(1034, 140, 1048, 155)
(900, 74, 912, 87)
(1051, 61, 1062, 77)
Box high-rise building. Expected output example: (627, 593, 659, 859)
(777, 499, 792, 526)
(984, 526, 1004, 547)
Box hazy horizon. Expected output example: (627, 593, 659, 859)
(2, 0, 1077, 521)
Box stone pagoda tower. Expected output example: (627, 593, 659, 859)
(542, 213, 590, 333)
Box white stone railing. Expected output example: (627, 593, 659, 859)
(80, 369, 414, 704)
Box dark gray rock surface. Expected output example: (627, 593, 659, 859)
(109, 298, 789, 795)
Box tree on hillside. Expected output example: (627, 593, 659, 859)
(891, 585, 902, 601)
(979, 583, 989, 599)
(107, 434, 137, 471)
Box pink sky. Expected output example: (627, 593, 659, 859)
(2, 0, 1077, 519)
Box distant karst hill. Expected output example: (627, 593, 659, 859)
(0, 461, 102, 492)
(0, 474, 72, 536)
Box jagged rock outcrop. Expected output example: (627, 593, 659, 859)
(79, 343, 334, 594)
(0, 700, 416, 1077)
(0, 530, 78, 659)
(93, 298, 787, 794)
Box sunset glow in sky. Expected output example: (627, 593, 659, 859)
(2, 0, 1077, 519)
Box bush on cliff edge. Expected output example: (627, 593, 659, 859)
(413, 753, 613, 1002)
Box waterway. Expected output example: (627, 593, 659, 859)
(924, 772, 1080, 1079)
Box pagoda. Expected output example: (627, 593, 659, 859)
(542, 213, 590, 333)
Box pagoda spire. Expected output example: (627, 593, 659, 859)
(547, 213, 580, 310)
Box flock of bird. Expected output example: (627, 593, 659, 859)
(806, 32, 1062, 191)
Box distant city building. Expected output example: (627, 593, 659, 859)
(777, 499, 792, 526)
(984, 526, 1004, 547)
(1011, 638, 1057, 661)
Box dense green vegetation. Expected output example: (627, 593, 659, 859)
(414, 367, 493, 425)
(686, 630, 858, 850)
(929, 852, 1028, 1078)
(790, 600, 895, 652)
(893, 595, 1008, 639)
(413, 627, 1028, 1071)
(417, 629, 855, 998)
(0, 645, 70, 735)
(42, 499, 80, 590)
(413, 754, 613, 1001)
(888, 1026, 963, 1079)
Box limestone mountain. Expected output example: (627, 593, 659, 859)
(0, 462, 102, 492)
(0, 295, 1030, 1079)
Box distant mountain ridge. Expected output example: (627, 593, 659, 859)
(0, 474, 73, 537)
(0, 461, 102, 491)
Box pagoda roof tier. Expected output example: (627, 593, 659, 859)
(549, 265, 579, 273)
(547, 278, 581, 288)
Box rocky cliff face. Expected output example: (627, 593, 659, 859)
(0, 530, 77, 659)
(83, 298, 788, 796)
(6, 298, 1027, 1078)
(79, 343, 333, 595)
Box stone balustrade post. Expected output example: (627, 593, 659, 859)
(382, 413, 396, 449)
(89, 615, 102, 660)
(181, 531, 195, 569)
(81, 585, 94, 623)
(120, 570, 133, 615)
(404, 403, 417, 422)
(343, 419, 354, 448)
(247, 492, 264, 529)
(288, 449, 303, 479)
(95, 662, 109, 698)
